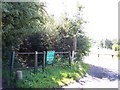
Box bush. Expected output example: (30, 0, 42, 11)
(112, 44, 119, 51)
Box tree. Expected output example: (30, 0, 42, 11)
(2, 2, 48, 63)
(2, 2, 91, 88)
(104, 39, 113, 49)
(2, 2, 49, 87)
(2, 2, 91, 67)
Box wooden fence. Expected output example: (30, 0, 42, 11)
(10, 50, 72, 74)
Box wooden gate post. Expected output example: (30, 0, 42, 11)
(34, 51, 38, 73)
(98, 54, 99, 57)
(10, 48, 15, 87)
(10, 49, 15, 73)
(42, 51, 46, 73)
(73, 35, 77, 51)
(69, 51, 71, 67)
(112, 55, 114, 58)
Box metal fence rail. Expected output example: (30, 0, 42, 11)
(89, 52, 118, 58)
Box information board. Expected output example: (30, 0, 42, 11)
(46, 51, 55, 64)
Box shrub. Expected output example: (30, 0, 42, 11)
(112, 44, 119, 51)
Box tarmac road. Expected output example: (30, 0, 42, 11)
(63, 48, 119, 88)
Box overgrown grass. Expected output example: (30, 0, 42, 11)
(14, 62, 90, 88)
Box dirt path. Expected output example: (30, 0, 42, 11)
(62, 51, 119, 88)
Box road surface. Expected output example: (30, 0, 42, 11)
(63, 48, 119, 88)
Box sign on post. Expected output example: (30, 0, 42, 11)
(46, 51, 55, 64)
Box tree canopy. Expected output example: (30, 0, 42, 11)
(2, 2, 91, 88)
(2, 2, 91, 66)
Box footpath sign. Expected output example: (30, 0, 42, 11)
(46, 51, 55, 64)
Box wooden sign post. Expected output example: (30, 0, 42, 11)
(34, 51, 38, 73)
(69, 51, 71, 67)
(11, 50, 15, 72)
(42, 51, 46, 73)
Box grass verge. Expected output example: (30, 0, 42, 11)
(14, 62, 90, 88)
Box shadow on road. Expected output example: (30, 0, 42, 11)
(88, 64, 120, 81)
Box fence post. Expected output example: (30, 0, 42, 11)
(16, 70, 22, 80)
(10, 48, 15, 86)
(10, 49, 15, 73)
(69, 51, 71, 67)
(42, 51, 46, 73)
(98, 54, 99, 57)
(34, 51, 38, 73)
(112, 55, 114, 58)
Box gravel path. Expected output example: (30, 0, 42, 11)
(62, 49, 119, 88)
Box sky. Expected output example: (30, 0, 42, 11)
(41, 0, 119, 41)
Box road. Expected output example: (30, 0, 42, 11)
(62, 48, 119, 88)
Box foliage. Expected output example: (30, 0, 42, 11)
(100, 40, 104, 48)
(2, 2, 91, 88)
(2, 2, 48, 88)
(2, 2, 91, 65)
(112, 44, 119, 51)
(100, 39, 113, 49)
(77, 35, 91, 60)
(104, 39, 113, 49)
(14, 63, 90, 88)
(112, 39, 118, 44)
(2, 2, 48, 63)
(16, 6, 90, 66)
